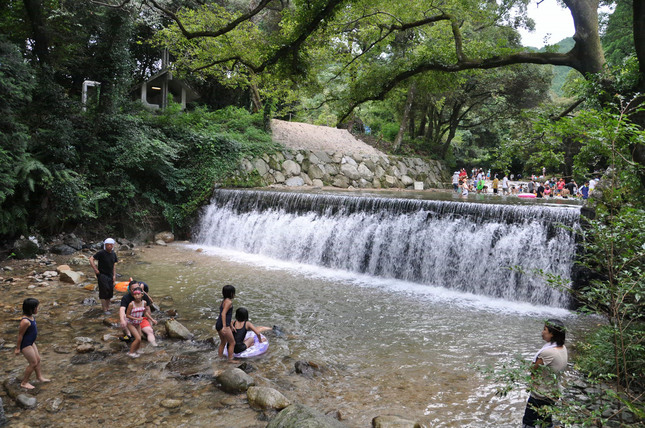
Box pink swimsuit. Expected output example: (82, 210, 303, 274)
(128, 302, 146, 325)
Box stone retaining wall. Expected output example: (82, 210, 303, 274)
(237, 149, 447, 189)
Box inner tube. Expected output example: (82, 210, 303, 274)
(114, 281, 129, 292)
(518, 193, 536, 199)
(223, 332, 269, 358)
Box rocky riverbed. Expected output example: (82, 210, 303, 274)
(0, 239, 638, 427)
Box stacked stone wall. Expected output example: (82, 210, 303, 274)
(237, 149, 447, 189)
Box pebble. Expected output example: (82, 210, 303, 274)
(160, 399, 182, 409)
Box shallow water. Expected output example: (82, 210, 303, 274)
(125, 243, 584, 426)
(1, 244, 589, 427)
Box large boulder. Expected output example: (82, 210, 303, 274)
(12, 237, 41, 259)
(267, 403, 346, 428)
(340, 163, 361, 181)
(154, 231, 174, 243)
(165, 319, 193, 340)
(247, 386, 290, 410)
(63, 235, 83, 250)
(215, 368, 255, 393)
(59, 270, 85, 284)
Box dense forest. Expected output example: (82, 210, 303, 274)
(1, 0, 644, 424)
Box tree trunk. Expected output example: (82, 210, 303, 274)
(563, 0, 605, 74)
(23, 0, 50, 66)
(392, 83, 416, 152)
(250, 82, 263, 113)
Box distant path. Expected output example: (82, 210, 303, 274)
(271, 119, 385, 156)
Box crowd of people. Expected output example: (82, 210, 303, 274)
(452, 168, 598, 199)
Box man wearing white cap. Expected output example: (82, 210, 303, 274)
(89, 238, 119, 314)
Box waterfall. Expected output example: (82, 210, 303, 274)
(194, 189, 581, 308)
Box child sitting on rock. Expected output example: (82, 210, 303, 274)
(125, 289, 156, 358)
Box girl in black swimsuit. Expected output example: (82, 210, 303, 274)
(231, 307, 268, 355)
(216, 285, 237, 362)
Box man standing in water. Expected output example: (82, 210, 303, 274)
(89, 238, 118, 314)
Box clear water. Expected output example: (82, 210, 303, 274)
(121, 243, 584, 427)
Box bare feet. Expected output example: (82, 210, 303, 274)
(20, 382, 35, 390)
(227, 359, 240, 364)
(37, 377, 51, 383)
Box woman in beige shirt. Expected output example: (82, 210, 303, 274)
(522, 319, 568, 428)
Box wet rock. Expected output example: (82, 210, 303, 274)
(372, 415, 419, 427)
(59, 270, 84, 284)
(83, 284, 95, 291)
(154, 231, 175, 243)
(165, 355, 209, 377)
(42, 270, 58, 278)
(45, 397, 63, 413)
(237, 362, 256, 373)
(53, 346, 72, 354)
(294, 361, 315, 378)
(16, 394, 36, 409)
(76, 344, 95, 353)
(165, 319, 193, 340)
(1, 266, 12, 271)
(74, 337, 94, 344)
(82, 298, 97, 306)
(160, 399, 182, 409)
(246, 386, 291, 410)
(60, 387, 81, 398)
(215, 368, 255, 394)
(51, 244, 76, 255)
(70, 351, 109, 365)
(0, 397, 6, 427)
(3, 378, 33, 400)
(267, 403, 346, 428)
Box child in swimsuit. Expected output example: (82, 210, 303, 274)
(125, 289, 156, 358)
(15, 298, 50, 389)
(231, 307, 269, 354)
(216, 284, 237, 362)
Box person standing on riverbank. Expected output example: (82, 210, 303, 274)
(15, 298, 50, 389)
(522, 319, 568, 428)
(89, 238, 118, 314)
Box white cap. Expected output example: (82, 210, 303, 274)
(104, 238, 116, 245)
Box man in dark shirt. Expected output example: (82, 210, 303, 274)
(565, 180, 576, 195)
(89, 238, 118, 314)
(536, 183, 545, 198)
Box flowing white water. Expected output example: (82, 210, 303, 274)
(194, 189, 581, 308)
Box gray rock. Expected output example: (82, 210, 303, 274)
(401, 175, 414, 186)
(308, 164, 325, 180)
(253, 159, 270, 176)
(267, 403, 346, 428)
(247, 386, 291, 410)
(82, 298, 97, 306)
(340, 163, 361, 180)
(332, 175, 350, 188)
(51, 244, 77, 255)
(282, 160, 301, 177)
(165, 319, 193, 340)
(325, 163, 339, 176)
(357, 163, 374, 180)
(154, 231, 174, 243)
(300, 173, 313, 186)
(59, 270, 84, 284)
(64, 235, 83, 250)
(294, 361, 315, 378)
(285, 177, 305, 187)
(372, 415, 419, 427)
(215, 368, 255, 393)
(274, 171, 286, 183)
(155, 240, 167, 246)
(67, 257, 88, 266)
(16, 394, 37, 409)
(312, 179, 324, 188)
(313, 150, 332, 163)
(341, 156, 357, 166)
(74, 336, 94, 344)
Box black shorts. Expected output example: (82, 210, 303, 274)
(522, 396, 554, 427)
(97, 273, 114, 300)
(493, 188, 498, 194)
(234, 342, 247, 354)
